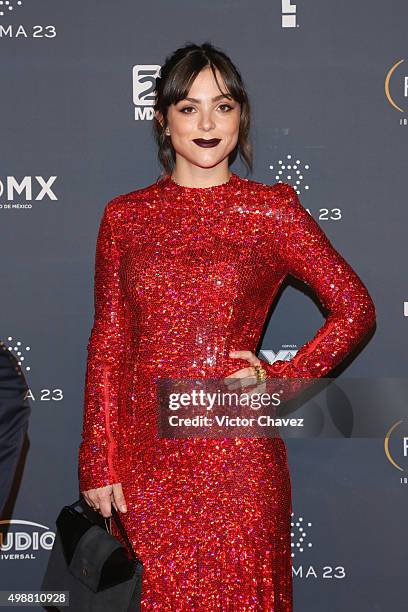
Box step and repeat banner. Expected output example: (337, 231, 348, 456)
(1, 1, 407, 610)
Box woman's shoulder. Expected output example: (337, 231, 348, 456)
(237, 176, 300, 213)
(101, 180, 160, 218)
(236, 175, 297, 201)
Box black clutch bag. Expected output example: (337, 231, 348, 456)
(41, 496, 143, 611)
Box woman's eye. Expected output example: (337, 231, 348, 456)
(179, 104, 234, 114)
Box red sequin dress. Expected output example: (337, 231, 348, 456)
(78, 172, 376, 610)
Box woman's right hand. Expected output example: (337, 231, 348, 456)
(81, 483, 127, 518)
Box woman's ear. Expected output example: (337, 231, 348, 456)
(155, 110, 164, 127)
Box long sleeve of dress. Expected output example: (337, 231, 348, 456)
(261, 183, 376, 388)
(78, 201, 126, 492)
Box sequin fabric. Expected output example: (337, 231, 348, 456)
(78, 172, 376, 610)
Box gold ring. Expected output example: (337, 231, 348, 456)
(253, 363, 267, 383)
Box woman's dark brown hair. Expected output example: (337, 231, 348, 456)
(153, 41, 253, 178)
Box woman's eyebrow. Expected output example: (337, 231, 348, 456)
(182, 94, 233, 103)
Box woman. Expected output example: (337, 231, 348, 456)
(78, 42, 376, 610)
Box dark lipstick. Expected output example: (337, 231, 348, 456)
(193, 138, 221, 148)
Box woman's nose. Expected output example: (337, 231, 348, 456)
(197, 111, 216, 131)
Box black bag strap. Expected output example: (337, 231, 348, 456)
(70, 497, 140, 563)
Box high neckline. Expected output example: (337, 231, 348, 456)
(160, 172, 240, 195)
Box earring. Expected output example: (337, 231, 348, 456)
(165, 127, 170, 136)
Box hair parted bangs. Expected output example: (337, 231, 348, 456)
(152, 41, 253, 178)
